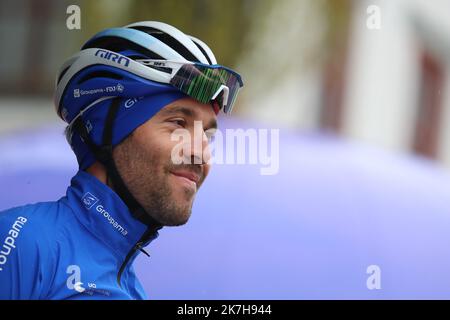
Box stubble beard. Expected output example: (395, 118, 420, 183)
(113, 135, 195, 226)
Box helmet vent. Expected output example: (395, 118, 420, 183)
(129, 26, 201, 63)
(82, 36, 164, 60)
(192, 41, 212, 65)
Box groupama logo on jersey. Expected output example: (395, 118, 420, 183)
(80, 192, 128, 237)
(73, 83, 125, 98)
(0, 216, 27, 272)
(95, 49, 130, 67)
(82, 192, 99, 210)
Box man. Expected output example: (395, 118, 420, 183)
(0, 21, 243, 299)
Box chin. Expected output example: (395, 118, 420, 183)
(166, 213, 191, 226)
(161, 203, 193, 226)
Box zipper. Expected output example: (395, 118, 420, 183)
(116, 225, 160, 287)
(137, 243, 150, 257)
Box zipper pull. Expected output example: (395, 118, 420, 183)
(135, 242, 150, 257)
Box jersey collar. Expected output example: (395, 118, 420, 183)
(62, 170, 160, 259)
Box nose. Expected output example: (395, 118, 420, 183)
(189, 129, 211, 165)
(175, 124, 211, 165)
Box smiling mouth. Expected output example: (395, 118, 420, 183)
(170, 171, 200, 190)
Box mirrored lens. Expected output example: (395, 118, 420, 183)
(170, 64, 243, 113)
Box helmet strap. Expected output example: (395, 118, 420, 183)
(72, 98, 163, 232)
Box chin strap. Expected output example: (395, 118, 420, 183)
(72, 98, 163, 287)
(72, 98, 163, 230)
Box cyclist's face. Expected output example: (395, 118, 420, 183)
(113, 97, 218, 226)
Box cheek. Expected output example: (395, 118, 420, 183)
(203, 164, 211, 179)
(134, 127, 170, 156)
(141, 136, 180, 171)
(126, 135, 160, 172)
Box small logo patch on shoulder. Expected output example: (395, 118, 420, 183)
(81, 192, 99, 210)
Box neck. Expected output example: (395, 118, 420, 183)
(86, 161, 111, 188)
(85, 162, 160, 228)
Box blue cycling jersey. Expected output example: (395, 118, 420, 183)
(0, 170, 160, 300)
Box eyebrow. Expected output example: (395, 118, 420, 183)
(160, 105, 218, 130)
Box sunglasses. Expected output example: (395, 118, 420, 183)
(136, 59, 244, 114)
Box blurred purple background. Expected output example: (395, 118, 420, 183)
(2, 119, 450, 299)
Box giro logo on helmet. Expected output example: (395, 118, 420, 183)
(94, 49, 130, 67)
